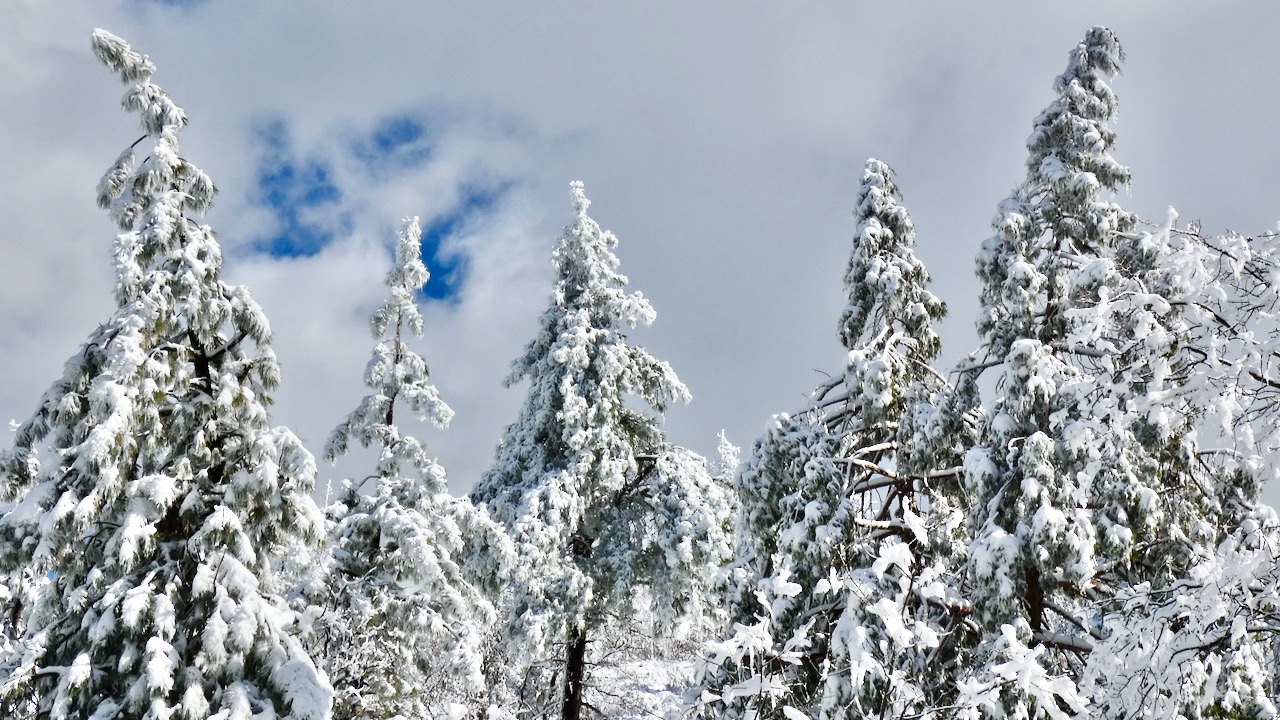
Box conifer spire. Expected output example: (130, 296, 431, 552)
(474, 182, 729, 720)
(0, 30, 330, 720)
(306, 216, 509, 719)
(696, 159, 960, 720)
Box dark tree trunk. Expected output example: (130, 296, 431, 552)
(1025, 563, 1045, 643)
(563, 625, 588, 720)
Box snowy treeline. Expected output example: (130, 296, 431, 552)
(2, 24, 1280, 720)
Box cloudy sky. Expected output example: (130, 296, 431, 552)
(4, 2, 1280, 499)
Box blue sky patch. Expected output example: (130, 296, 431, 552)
(352, 114, 433, 174)
(250, 120, 345, 258)
(245, 113, 512, 305)
(419, 184, 509, 302)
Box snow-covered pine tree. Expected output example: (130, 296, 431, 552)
(0, 30, 331, 720)
(1074, 215, 1280, 717)
(470, 182, 733, 720)
(813, 160, 974, 720)
(963, 26, 1131, 684)
(959, 26, 1134, 716)
(300, 218, 512, 720)
(695, 159, 969, 720)
(958, 26, 1243, 716)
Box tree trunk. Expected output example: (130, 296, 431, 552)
(563, 625, 588, 720)
(1024, 563, 1045, 643)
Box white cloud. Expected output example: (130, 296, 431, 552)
(5, 1, 1280, 504)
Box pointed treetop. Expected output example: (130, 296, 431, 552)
(1026, 25, 1130, 196)
(502, 180, 667, 394)
(91, 29, 156, 85)
(92, 29, 187, 140)
(977, 26, 1134, 352)
(371, 216, 430, 339)
(570, 179, 591, 217)
(1064, 26, 1124, 85)
(839, 158, 944, 358)
(325, 216, 453, 468)
(554, 180, 629, 302)
(92, 29, 214, 249)
(1048, 25, 1124, 132)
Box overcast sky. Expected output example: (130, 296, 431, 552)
(4, 2, 1280, 500)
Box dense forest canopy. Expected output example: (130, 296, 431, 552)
(3, 16, 1280, 720)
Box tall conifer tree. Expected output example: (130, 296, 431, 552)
(301, 218, 511, 719)
(472, 182, 731, 720)
(0, 31, 330, 720)
(957, 26, 1240, 716)
(696, 160, 965, 719)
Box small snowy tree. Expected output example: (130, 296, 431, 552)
(0, 30, 330, 720)
(471, 182, 733, 720)
(299, 218, 512, 720)
(696, 160, 969, 720)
